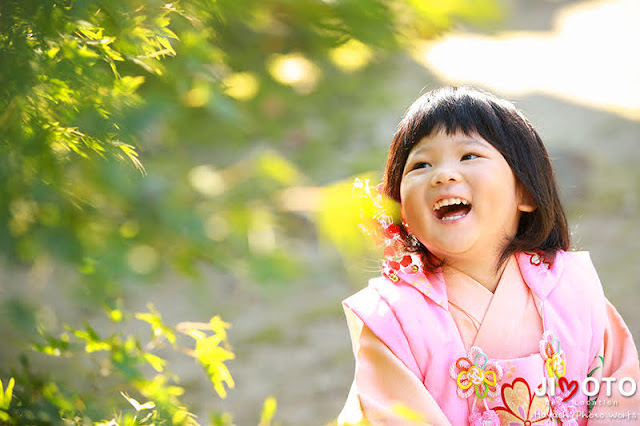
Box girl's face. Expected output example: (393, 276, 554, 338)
(400, 130, 535, 266)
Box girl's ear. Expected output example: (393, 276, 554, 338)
(518, 186, 537, 213)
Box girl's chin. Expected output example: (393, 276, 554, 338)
(424, 245, 474, 259)
(424, 246, 495, 265)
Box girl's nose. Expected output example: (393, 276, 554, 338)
(430, 167, 462, 186)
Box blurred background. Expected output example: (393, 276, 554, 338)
(0, 0, 638, 424)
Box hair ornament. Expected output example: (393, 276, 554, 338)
(352, 177, 426, 280)
(352, 177, 404, 256)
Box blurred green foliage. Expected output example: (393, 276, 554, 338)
(0, 0, 499, 423)
(3, 305, 237, 424)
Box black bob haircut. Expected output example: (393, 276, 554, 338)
(383, 86, 570, 270)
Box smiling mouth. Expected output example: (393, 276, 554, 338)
(433, 198, 472, 221)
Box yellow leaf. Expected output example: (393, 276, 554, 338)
(157, 37, 176, 55)
(258, 396, 277, 426)
(87, 342, 111, 352)
(77, 45, 100, 59)
(135, 304, 176, 345)
(143, 353, 167, 372)
(46, 46, 60, 58)
(104, 45, 124, 61)
(115, 142, 146, 175)
(162, 28, 179, 40)
(0, 377, 15, 410)
(172, 408, 197, 425)
(209, 316, 231, 341)
(256, 151, 302, 186)
(186, 316, 236, 399)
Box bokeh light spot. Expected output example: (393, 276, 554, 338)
(248, 208, 276, 254)
(267, 53, 320, 94)
(329, 39, 373, 72)
(223, 72, 259, 101)
(188, 165, 225, 197)
(184, 80, 211, 107)
(205, 214, 230, 241)
(119, 220, 140, 239)
(127, 245, 158, 275)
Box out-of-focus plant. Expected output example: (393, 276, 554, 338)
(178, 316, 235, 399)
(0, 377, 15, 422)
(0, 0, 501, 422)
(0, 0, 501, 297)
(3, 303, 235, 424)
(258, 396, 277, 426)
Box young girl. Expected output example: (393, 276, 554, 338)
(338, 87, 640, 425)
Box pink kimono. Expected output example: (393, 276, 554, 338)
(339, 251, 640, 425)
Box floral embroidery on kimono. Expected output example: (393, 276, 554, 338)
(494, 378, 553, 425)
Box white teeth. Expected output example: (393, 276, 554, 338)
(441, 213, 466, 221)
(433, 198, 469, 211)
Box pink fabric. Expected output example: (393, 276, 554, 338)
(447, 256, 543, 358)
(352, 271, 469, 423)
(340, 251, 636, 424)
(588, 301, 640, 423)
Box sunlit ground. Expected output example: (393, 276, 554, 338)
(413, 0, 640, 120)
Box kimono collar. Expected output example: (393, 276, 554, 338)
(382, 250, 565, 310)
(515, 250, 565, 301)
(381, 253, 449, 310)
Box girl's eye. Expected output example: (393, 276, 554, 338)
(412, 162, 432, 170)
(461, 153, 479, 161)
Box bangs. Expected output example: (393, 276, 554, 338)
(400, 87, 507, 151)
